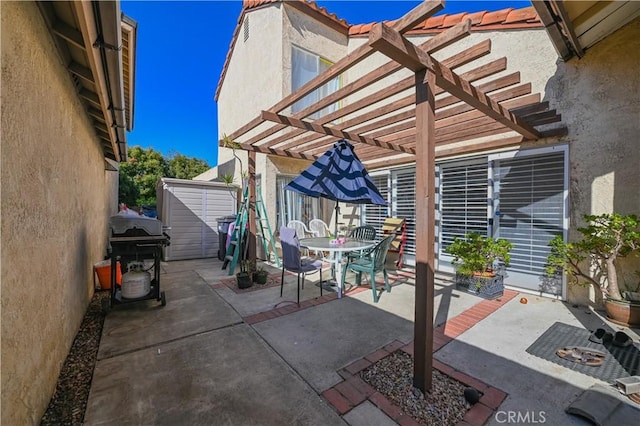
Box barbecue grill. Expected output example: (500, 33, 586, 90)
(103, 214, 170, 312)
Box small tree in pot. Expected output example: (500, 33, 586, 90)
(546, 213, 640, 326)
(446, 232, 513, 299)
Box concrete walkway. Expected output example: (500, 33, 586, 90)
(84, 258, 639, 425)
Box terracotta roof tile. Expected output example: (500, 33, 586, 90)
(442, 12, 468, 28)
(422, 14, 445, 29)
(465, 11, 486, 26)
(503, 7, 539, 24)
(348, 6, 541, 36)
(479, 8, 514, 26)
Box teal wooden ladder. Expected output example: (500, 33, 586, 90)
(223, 186, 280, 275)
(255, 186, 280, 268)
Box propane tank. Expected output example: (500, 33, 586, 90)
(121, 261, 151, 298)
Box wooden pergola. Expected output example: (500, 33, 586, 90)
(220, 0, 566, 392)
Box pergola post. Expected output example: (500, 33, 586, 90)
(413, 68, 436, 392)
(248, 150, 257, 263)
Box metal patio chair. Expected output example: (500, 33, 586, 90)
(280, 227, 323, 305)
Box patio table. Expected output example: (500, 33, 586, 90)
(299, 237, 375, 299)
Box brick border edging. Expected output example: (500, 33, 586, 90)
(211, 267, 414, 324)
(322, 290, 519, 425)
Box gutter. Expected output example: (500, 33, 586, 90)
(75, 1, 128, 162)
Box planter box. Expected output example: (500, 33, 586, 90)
(455, 273, 504, 300)
(604, 298, 640, 328)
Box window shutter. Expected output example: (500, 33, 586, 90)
(393, 168, 416, 257)
(439, 160, 489, 254)
(495, 152, 565, 277)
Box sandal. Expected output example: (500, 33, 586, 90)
(588, 328, 613, 344)
(612, 331, 633, 347)
(556, 346, 606, 366)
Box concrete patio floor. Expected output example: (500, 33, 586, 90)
(84, 258, 639, 425)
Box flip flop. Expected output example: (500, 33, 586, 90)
(612, 331, 633, 347)
(588, 328, 607, 344)
(556, 346, 606, 366)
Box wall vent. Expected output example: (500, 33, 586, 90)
(244, 17, 249, 42)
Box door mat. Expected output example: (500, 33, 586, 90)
(526, 322, 640, 382)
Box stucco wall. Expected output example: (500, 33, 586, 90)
(1, 3, 117, 424)
(549, 18, 640, 305)
(217, 3, 348, 233)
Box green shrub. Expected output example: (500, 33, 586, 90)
(445, 232, 512, 277)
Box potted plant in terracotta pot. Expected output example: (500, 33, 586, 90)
(546, 213, 640, 327)
(446, 232, 513, 299)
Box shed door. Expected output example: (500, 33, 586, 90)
(166, 186, 236, 261)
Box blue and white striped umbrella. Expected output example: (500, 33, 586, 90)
(285, 140, 387, 234)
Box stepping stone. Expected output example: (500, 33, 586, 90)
(566, 383, 640, 425)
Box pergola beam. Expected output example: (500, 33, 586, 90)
(261, 111, 415, 155)
(259, 41, 498, 151)
(225, 0, 446, 142)
(369, 22, 542, 140)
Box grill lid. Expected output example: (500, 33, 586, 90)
(110, 214, 163, 237)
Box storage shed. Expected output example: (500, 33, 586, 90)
(157, 178, 238, 261)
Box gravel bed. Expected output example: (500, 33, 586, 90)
(41, 291, 109, 425)
(360, 350, 471, 425)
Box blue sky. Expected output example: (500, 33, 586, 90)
(121, 0, 531, 167)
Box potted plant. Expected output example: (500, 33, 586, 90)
(445, 232, 513, 299)
(253, 264, 269, 285)
(546, 213, 640, 327)
(236, 260, 254, 289)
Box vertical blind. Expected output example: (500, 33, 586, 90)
(276, 175, 323, 230)
(291, 46, 340, 119)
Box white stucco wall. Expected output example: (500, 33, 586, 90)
(216, 3, 348, 233)
(549, 18, 640, 304)
(1, 2, 118, 424)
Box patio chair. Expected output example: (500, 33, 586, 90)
(280, 227, 323, 305)
(309, 219, 331, 237)
(287, 220, 313, 255)
(345, 224, 378, 261)
(341, 234, 395, 303)
(348, 225, 377, 241)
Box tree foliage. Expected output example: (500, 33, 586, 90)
(168, 153, 210, 180)
(546, 213, 640, 301)
(118, 146, 210, 206)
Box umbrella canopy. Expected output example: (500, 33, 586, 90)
(285, 139, 387, 235)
